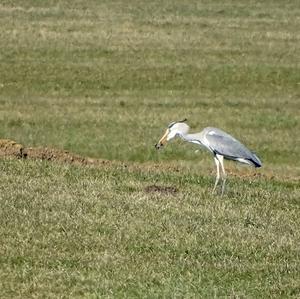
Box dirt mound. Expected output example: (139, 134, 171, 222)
(26, 147, 90, 165)
(144, 184, 178, 195)
(0, 139, 25, 158)
(0, 139, 109, 166)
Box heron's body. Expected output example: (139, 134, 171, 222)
(184, 127, 262, 167)
(155, 120, 262, 195)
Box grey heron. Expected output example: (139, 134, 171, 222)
(155, 119, 262, 195)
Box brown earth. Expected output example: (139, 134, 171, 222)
(0, 139, 25, 159)
(0, 138, 109, 166)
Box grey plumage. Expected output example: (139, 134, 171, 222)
(202, 127, 262, 167)
(155, 120, 262, 195)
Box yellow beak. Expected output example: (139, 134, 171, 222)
(155, 129, 169, 149)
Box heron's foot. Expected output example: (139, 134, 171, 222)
(211, 186, 221, 195)
(221, 178, 226, 197)
(212, 189, 223, 196)
(213, 176, 220, 194)
(212, 186, 217, 194)
(212, 182, 226, 196)
(220, 189, 225, 197)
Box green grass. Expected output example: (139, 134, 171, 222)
(1, 0, 299, 165)
(0, 159, 299, 298)
(0, 0, 300, 297)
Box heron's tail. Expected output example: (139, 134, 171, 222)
(250, 153, 262, 168)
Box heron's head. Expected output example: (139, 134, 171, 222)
(155, 119, 189, 150)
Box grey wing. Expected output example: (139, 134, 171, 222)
(205, 129, 262, 167)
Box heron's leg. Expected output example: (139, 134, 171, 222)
(217, 154, 227, 196)
(213, 156, 220, 193)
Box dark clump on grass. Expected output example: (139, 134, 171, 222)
(144, 184, 178, 195)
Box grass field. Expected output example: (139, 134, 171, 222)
(0, 0, 300, 298)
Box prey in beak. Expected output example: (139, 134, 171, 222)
(155, 129, 169, 150)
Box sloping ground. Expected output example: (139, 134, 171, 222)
(0, 139, 181, 195)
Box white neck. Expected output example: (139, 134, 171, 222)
(179, 132, 203, 146)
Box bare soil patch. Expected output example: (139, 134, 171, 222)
(0, 139, 25, 158)
(0, 139, 109, 166)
